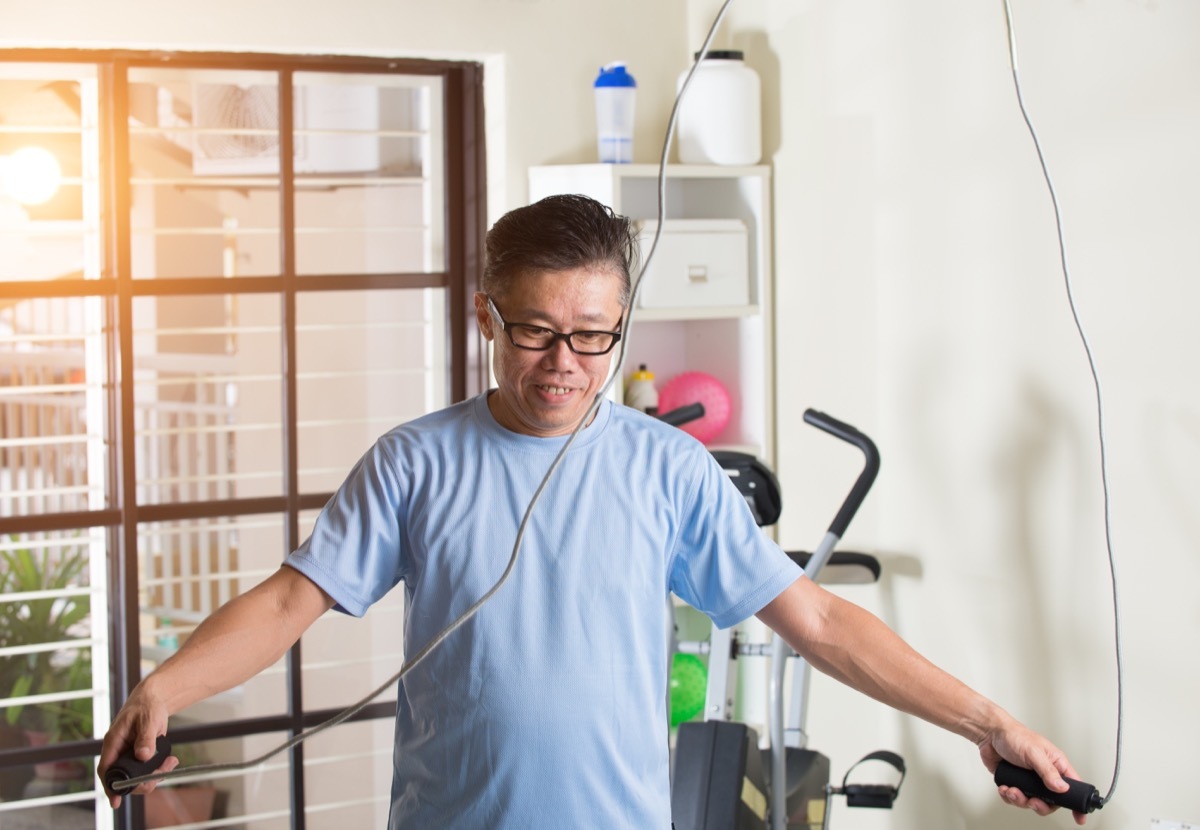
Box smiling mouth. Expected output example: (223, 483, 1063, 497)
(536, 384, 573, 397)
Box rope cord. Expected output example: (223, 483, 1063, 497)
(1001, 0, 1123, 805)
(114, 0, 737, 793)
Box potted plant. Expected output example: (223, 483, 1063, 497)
(0, 540, 94, 786)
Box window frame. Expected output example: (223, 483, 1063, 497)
(0, 48, 486, 830)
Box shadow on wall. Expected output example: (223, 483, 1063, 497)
(1149, 403, 1200, 556)
(873, 550, 1021, 830)
(989, 380, 1062, 728)
(896, 358, 1105, 827)
(730, 30, 779, 163)
(993, 378, 1114, 752)
(892, 745, 1056, 830)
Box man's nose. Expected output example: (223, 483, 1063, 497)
(539, 336, 578, 369)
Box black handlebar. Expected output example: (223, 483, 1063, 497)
(657, 402, 706, 428)
(803, 408, 880, 539)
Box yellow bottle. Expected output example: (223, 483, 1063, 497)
(626, 364, 659, 415)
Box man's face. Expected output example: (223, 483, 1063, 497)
(475, 266, 625, 438)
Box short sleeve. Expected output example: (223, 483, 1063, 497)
(285, 438, 408, 617)
(667, 452, 802, 629)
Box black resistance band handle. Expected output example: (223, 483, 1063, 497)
(802, 409, 880, 539)
(994, 760, 1104, 814)
(104, 735, 172, 792)
(658, 402, 705, 428)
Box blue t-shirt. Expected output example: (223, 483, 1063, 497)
(286, 393, 802, 828)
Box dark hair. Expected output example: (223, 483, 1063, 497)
(482, 194, 637, 306)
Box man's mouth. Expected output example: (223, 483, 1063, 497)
(536, 384, 572, 397)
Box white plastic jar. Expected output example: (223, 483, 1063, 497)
(676, 50, 762, 166)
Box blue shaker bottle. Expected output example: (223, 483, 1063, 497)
(594, 62, 636, 163)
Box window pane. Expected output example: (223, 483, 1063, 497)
(296, 288, 446, 494)
(299, 578, 403, 717)
(127, 68, 282, 279)
(302, 718, 393, 828)
(0, 529, 109, 754)
(0, 63, 100, 283)
(133, 293, 282, 504)
(0, 296, 111, 517)
(293, 72, 444, 276)
(1, 51, 469, 830)
(145, 733, 291, 829)
(297, 508, 402, 713)
(138, 516, 287, 721)
(0, 757, 101, 828)
(299, 592, 404, 710)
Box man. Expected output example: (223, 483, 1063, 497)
(101, 194, 1087, 826)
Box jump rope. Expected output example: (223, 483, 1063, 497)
(110, 0, 1124, 816)
(991, 0, 1122, 813)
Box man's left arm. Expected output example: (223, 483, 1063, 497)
(756, 576, 1088, 825)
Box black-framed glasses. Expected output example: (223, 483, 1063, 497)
(486, 295, 622, 356)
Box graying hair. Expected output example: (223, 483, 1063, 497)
(481, 194, 637, 306)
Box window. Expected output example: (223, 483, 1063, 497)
(0, 51, 485, 829)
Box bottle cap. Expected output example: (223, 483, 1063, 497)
(693, 49, 745, 61)
(595, 62, 637, 88)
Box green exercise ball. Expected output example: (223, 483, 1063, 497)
(669, 653, 707, 727)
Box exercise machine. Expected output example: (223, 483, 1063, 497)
(671, 408, 906, 830)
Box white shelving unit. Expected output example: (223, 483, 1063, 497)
(529, 163, 775, 465)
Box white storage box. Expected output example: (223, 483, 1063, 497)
(635, 219, 750, 310)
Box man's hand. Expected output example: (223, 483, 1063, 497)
(978, 720, 1088, 825)
(95, 567, 332, 808)
(98, 683, 178, 809)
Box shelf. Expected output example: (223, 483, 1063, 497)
(530, 163, 774, 464)
(630, 304, 758, 322)
(534, 162, 769, 180)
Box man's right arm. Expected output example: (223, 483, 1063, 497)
(99, 564, 335, 807)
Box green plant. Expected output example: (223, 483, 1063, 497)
(0, 541, 94, 743)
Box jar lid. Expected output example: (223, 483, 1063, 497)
(594, 62, 637, 88)
(693, 49, 745, 61)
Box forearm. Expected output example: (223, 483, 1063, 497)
(101, 566, 332, 805)
(134, 565, 332, 715)
(758, 578, 1088, 823)
(758, 577, 1010, 745)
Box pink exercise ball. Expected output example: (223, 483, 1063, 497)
(659, 371, 732, 444)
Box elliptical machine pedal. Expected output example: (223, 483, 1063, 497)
(819, 750, 906, 829)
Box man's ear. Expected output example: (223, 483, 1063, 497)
(473, 292, 493, 341)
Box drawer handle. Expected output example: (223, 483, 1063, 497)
(687, 265, 708, 283)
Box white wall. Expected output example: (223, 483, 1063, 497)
(6, 1, 1198, 827)
(701, 1, 1198, 828)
